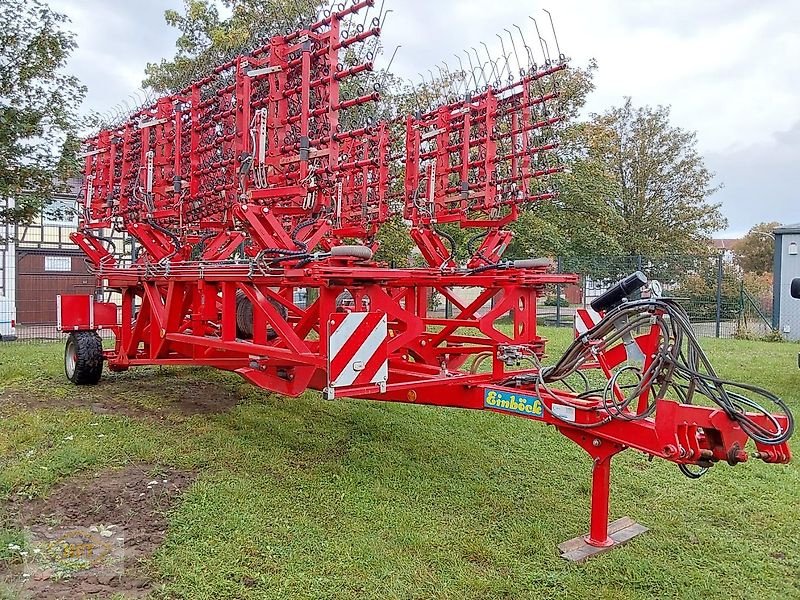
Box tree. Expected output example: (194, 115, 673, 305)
(734, 222, 779, 275)
(584, 99, 725, 256)
(505, 159, 624, 261)
(0, 0, 86, 225)
(143, 0, 321, 93)
(503, 60, 638, 262)
(374, 215, 415, 267)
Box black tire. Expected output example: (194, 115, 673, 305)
(235, 290, 288, 340)
(65, 331, 104, 385)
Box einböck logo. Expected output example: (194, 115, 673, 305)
(484, 388, 544, 417)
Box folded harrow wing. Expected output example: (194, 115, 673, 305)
(60, 1, 793, 560)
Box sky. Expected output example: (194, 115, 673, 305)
(49, 0, 800, 237)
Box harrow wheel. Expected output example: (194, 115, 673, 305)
(64, 331, 104, 385)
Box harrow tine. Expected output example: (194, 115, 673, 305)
(513, 23, 536, 72)
(505, 28, 522, 76)
(435, 64, 446, 99)
(441, 60, 459, 100)
(543, 9, 564, 61)
(377, 44, 401, 88)
(496, 33, 513, 81)
(379, 7, 392, 30)
(358, 0, 372, 31)
(463, 50, 480, 93)
(496, 51, 513, 83)
(530, 16, 552, 65)
(479, 41, 498, 85)
(471, 47, 489, 87)
(452, 54, 470, 97)
(375, 0, 387, 27)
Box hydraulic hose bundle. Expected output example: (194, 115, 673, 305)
(533, 287, 794, 447)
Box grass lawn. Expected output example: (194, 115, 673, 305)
(0, 327, 798, 599)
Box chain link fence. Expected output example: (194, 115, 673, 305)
(539, 253, 774, 339)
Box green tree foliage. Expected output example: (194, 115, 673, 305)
(505, 61, 627, 261)
(734, 222, 779, 275)
(0, 0, 86, 225)
(374, 215, 415, 267)
(583, 99, 725, 256)
(143, 0, 322, 93)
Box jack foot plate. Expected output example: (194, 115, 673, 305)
(558, 517, 648, 562)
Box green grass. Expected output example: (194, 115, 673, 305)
(0, 330, 798, 599)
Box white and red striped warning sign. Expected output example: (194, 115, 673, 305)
(327, 312, 388, 389)
(574, 307, 602, 336)
(574, 306, 647, 364)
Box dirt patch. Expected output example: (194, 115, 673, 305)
(1, 373, 242, 421)
(1, 464, 195, 599)
(151, 379, 242, 415)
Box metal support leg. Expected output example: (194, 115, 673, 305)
(557, 434, 648, 562)
(586, 456, 613, 547)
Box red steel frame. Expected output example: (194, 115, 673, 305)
(64, 2, 792, 555)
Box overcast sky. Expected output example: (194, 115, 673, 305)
(49, 0, 800, 236)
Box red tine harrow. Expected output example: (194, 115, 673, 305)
(62, 1, 792, 560)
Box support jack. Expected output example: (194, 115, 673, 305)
(557, 434, 648, 561)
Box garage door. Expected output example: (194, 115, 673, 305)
(16, 252, 95, 324)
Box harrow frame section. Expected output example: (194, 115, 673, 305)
(89, 261, 574, 396)
(79, 0, 390, 259)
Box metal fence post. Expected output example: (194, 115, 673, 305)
(715, 252, 723, 338)
(556, 256, 563, 327)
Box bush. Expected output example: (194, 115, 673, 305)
(543, 295, 569, 308)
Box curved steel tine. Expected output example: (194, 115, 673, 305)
(442, 62, 455, 97)
(380, 44, 401, 85)
(128, 94, 140, 115)
(471, 46, 489, 86)
(496, 33, 511, 79)
(356, 6, 389, 63)
(359, 0, 372, 29)
(452, 54, 468, 96)
(495, 52, 512, 83)
(417, 72, 428, 91)
(505, 28, 522, 75)
(454, 54, 465, 78)
(543, 9, 563, 60)
(530, 16, 551, 65)
(433, 65, 446, 102)
(441, 60, 452, 81)
(380, 7, 392, 29)
(480, 42, 499, 86)
(464, 50, 481, 90)
(375, 0, 387, 27)
(427, 68, 436, 85)
(513, 23, 536, 71)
